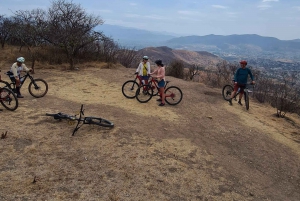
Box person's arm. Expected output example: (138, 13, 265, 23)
(248, 69, 255, 84)
(22, 64, 30, 72)
(136, 63, 141, 74)
(149, 68, 158, 75)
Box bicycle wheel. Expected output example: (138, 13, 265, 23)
(0, 87, 18, 111)
(244, 90, 249, 110)
(85, 117, 114, 127)
(122, 80, 139, 99)
(136, 84, 153, 103)
(28, 79, 48, 98)
(222, 85, 234, 101)
(165, 86, 183, 105)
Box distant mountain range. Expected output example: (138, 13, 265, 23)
(97, 24, 176, 48)
(97, 24, 300, 68)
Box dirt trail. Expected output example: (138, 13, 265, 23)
(0, 67, 299, 201)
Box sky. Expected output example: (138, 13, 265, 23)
(1, 0, 300, 40)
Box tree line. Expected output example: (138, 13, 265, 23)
(0, 0, 138, 71)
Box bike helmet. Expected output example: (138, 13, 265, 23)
(17, 57, 25, 63)
(239, 60, 247, 65)
(143, 56, 149, 60)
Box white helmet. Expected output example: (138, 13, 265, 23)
(143, 56, 149, 60)
(17, 57, 25, 63)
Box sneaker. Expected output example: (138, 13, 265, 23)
(238, 101, 243, 106)
(17, 94, 24, 98)
(228, 98, 232, 105)
(159, 103, 165, 106)
(156, 99, 162, 101)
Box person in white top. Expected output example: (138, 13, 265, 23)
(10, 57, 32, 98)
(135, 56, 151, 85)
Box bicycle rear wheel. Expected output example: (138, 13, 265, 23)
(136, 84, 153, 103)
(28, 79, 48, 98)
(122, 80, 139, 99)
(165, 86, 183, 105)
(244, 90, 249, 110)
(85, 117, 114, 127)
(222, 85, 234, 101)
(0, 87, 18, 111)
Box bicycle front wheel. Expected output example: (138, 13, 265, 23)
(85, 117, 114, 127)
(122, 80, 139, 99)
(244, 90, 249, 110)
(222, 85, 234, 101)
(136, 84, 153, 103)
(165, 86, 183, 105)
(28, 79, 48, 98)
(149, 80, 159, 96)
(0, 87, 18, 111)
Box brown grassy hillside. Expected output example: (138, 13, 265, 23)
(138, 46, 223, 67)
(0, 47, 300, 200)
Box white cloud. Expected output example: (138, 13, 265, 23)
(295, 6, 300, 11)
(129, 3, 137, 6)
(212, 5, 227, 9)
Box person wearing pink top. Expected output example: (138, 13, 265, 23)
(150, 60, 166, 106)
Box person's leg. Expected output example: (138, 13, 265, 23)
(15, 78, 24, 98)
(159, 87, 165, 106)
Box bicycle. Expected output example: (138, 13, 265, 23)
(0, 70, 18, 111)
(2, 70, 48, 98)
(46, 104, 114, 136)
(121, 73, 158, 99)
(135, 76, 183, 105)
(222, 82, 254, 110)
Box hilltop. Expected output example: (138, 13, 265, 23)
(137, 46, 223, 67)
(0, 60, 300, 200)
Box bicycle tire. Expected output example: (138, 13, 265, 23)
(164, 86, 183, 105)
(0, 87, 18, 111)
(28, 79, 48, 98)
(122, 80, 139, 99)
(135, 84, 153, 103)
(84, 117, 114, 127)
(244, 90, 249, 110)
(222, 85, 234, 101)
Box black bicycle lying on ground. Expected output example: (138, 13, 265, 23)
(0, 70, 18, 111)
(222, 82, 254, 110)
(46, 104, 114, 136)
(2, 70, 48, 98)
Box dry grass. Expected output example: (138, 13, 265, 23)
(0, 47, 300, 201)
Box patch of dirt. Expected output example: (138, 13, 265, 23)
(0, 66, 300, 201)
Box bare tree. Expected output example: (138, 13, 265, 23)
(46, 0, 104, 69)
(272, 71, 300, 117)
(0, 15, 13, 48)
(117, 46, 138, 68)
(10, 9, 48, 72)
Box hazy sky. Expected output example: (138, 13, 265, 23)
(1, 0, 300, 40)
